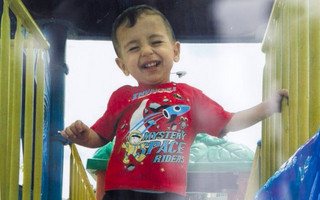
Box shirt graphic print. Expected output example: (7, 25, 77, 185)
(121, 98, 190, 169)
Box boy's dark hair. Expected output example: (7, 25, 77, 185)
(111, 4, 176, 57)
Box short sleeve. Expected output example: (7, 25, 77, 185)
(191, 89, 233, 137)
(91, 86, 131, 141)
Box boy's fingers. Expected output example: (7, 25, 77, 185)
(279, 89, 289, 98)
(279, 89, 289, 105)
(65, 126, 76, 138)
(70, 120, 88, 138)
(58, 130, 67, 138)
(69, 125, 81, 138)
(67, 124, 76, 136)
(74, 120, 84, 133)
(60, 128, 72, 139)
(58, 120, 88, 140)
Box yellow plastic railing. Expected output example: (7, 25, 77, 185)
(1, 1, 95, 200)
(0, 0, 49, 199)
(69, 144, 96, 200)
(246, 0, 320, 198)
(244, 144, 261, 199)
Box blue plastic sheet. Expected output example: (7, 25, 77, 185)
(255, 128, 320, 200)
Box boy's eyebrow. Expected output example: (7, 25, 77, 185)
(149, 34, 164, 40)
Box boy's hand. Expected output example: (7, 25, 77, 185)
(267, 89, 289, 113)
(60, 120, 90, 144)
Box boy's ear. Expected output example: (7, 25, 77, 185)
(173, 41, 180, 62)
(115, 58, 130, 76)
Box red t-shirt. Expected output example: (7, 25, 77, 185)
(91, 82, 233, 196)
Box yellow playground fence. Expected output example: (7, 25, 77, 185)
(0, 0, 94, 199)
(246, 0, 320, 198)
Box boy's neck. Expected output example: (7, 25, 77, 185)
(138, 81, 172, 89)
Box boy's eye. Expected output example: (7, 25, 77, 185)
(128, 46, 139, 52)
(152, 40, 163, 45)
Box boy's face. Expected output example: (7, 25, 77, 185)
(115, 14, 180, 86)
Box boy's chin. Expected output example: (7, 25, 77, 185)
(138, 80, 170, 86)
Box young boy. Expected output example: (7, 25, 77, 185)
(60, 5, 288, 200)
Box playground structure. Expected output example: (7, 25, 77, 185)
(1, 0, 320, 199)
(0, 1, 49, 199)
(245, 0, 320, 198)
(0, 0, 94, 199)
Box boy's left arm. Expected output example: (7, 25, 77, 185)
(224, 89, 289, 133)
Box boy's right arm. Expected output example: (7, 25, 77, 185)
(60, 120, 107, 148)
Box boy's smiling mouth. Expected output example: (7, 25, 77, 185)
(141, 61, 160, 69)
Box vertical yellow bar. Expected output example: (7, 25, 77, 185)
(33, 50, 45, 200)
(297, 0, 310, 145)
(261, 65, 267, 185)
(77, 168, 79, 200)
(244, 144, 261, 199)
(0, 1, 11, 199)
(289, 0, 299, 156)
(309, 0, 320, 135)
(265, 48, 273, 183)
(270, 41, 276, 175)
(81, 180, 84, 199)
(8, 40, 14, 200)
(70, 152, 74, 200)
(266, 49, 272, 181)
(263, 63, 269, 183)
(73, 161, 76, 200)
(281, 1, 290, 161)
(275, 18, 283, 169)
(75, 165, 79, 200)
(22, 37, 35, 200)
(9, 18, 23, 200)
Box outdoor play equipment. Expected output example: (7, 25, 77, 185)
(1, 0, 320, 199)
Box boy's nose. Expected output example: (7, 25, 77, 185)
(141, 45, 154, 57)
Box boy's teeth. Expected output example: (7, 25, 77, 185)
(145, 62, 157, 68)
